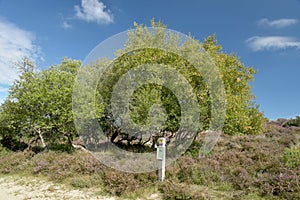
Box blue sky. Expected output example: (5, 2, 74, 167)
(0, 0, 299, 120)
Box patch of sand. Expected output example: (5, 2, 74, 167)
(0, 176, 114, 200)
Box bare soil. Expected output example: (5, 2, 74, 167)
(0, 176, 115, 200)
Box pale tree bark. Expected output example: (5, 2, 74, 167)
(33, 127, 46, 148)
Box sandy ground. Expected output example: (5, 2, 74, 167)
(0, 176, 160, 200)
(0, 176, 115, 200)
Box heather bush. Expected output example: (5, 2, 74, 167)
(184, 141, 202, 158)
(256, 168, 300, 199)
(282, 146, 300, 168)
(70, 176, 93, 188)
(159, 180, 209, 200)
(0, 151, 33, 174)
(100, 167, 157, 196)
(0, 123, 299, 199)
(176, 157, 222, 186)
(102, 170, 139, 196)
(30, 151, 104, 182)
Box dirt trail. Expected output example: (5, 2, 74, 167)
(0, 176, 115, 200)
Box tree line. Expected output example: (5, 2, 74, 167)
(0, 21, 265, 152)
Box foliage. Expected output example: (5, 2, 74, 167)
(0, 58, 80, 150)
(184, 140, 202, 158)
(203, 35, 266, 134)
(159, 180, 208, 200)
(0, 151, 33, 174)
(256, 168, 300, 198)
(102, 170, 139, 196)
(102, 169, 157, 196)
(93, 20, 265, 148)
(286, 116, 300, 127)
(0, 20, 265, 152)
(282, 146, 300, 168)
(30, 151, 104, 182)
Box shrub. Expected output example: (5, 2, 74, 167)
(30, 151, 104, 181)
(282, 147, 300, 168)
(184, 141, 202, 158)
(176, 159, 221, 186)
(70, 177, 92, 188)
(256, 169, 300, 198)
(0, 151, 33, 174)
(102, 170, 138, 196)
(227, 167, 254, 191)
(33, 160, 49, 174)
(102, 169, 157, 196)
(286, 116, 300, 127)
(159, 180, 209, 200)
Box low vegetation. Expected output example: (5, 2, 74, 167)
(0, 121, 299, 199)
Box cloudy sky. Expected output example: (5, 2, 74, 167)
(0, 0, 299, 119)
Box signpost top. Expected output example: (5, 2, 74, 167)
(157, 137, 166, 147)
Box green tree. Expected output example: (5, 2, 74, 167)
(203, 35, 266, 134)
(286, 116, 300, 127)
(1, 20, 265, 152)
(90, 20, 265, 149)
(0, 58, 80, 150)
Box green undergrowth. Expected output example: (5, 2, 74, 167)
(0, 124, 299, 199)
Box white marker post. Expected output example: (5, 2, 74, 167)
(157, 137, 166, 181)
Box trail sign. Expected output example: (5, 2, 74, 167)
(157, 138, 166, 181)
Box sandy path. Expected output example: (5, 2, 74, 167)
(0, 187, 21, 200)
(0, 176, 115, 200)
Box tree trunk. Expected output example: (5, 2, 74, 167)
(37, 128, 46, 148)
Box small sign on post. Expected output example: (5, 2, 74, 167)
(157, 137, 166, 181)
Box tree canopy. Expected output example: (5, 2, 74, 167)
(0, 58, 80, 150)
(0, 21, 265, 152)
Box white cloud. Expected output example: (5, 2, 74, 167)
(74, 0, 113, 24)
(246, 36, 300, 51)
(258, 18, 298, 28)
(0, 19, 42, 85)
(62, 21, 72, 30)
